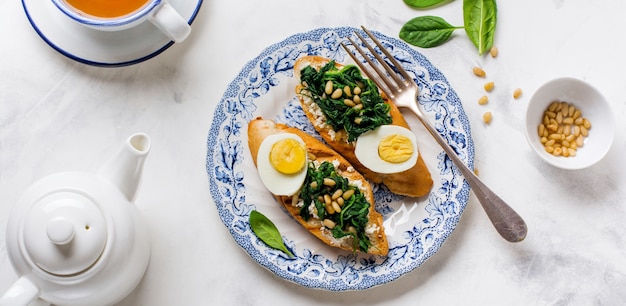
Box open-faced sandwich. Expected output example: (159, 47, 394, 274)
(248, 117, 388, 256)
(294, 56, 433, 198)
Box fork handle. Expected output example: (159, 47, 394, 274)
(405, 101, 528, 242)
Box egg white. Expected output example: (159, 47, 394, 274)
(354, 125, 418, 174)
(256, 133, 308, 196)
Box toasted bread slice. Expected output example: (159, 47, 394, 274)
(294, 55, 433, 197)
(248, 117, 388, 256)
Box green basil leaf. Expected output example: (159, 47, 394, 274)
(249, 210, 294, 258)
(463, 0, 497, 55)
(399, 16, 462, 48)
(404, 0, 451, 9)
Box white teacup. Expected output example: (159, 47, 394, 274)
(51, 0, 191, 43)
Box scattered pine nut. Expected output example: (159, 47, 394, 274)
(473, 66, 486, 78)
(483, 112, 492, 124)
(478, 95, 489, 105)
(513, 88, 523, 99)
(484, 82, 495, 92)
(490, 46, 499, 58)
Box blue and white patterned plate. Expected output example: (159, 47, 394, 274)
(207, 27, 474, 291)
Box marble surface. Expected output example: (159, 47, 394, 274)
(1, 0, 625, 305)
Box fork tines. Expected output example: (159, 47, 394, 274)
(340, 26, 413, 99)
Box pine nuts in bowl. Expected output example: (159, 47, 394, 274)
(525, 78, 615, 170)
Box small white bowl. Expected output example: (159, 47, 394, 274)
(525, 78, 615, 170)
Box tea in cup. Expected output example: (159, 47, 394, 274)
(52, 0, 191, 42)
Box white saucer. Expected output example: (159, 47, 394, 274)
(22, 0, 202, 67)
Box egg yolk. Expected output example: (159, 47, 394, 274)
(378, 134, 414, 163)
(269, 138, 306, 174)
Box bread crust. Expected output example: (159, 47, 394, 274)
(248, 117, 388, 256)
(294, 55, 433, 197)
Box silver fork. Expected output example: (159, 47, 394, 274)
(342, 27, 527, 242)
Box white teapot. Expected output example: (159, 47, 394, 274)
(0, 133, 152, 306)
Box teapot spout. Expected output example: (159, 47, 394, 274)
(97, 133, 151, 203)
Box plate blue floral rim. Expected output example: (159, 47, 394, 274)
(207, 26, 474, 291)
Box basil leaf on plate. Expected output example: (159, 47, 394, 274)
(249, 210, 294, 258)
(463, 0, 497, 55)
(399, 16, 463, 48)
(404, 0, 451, 9)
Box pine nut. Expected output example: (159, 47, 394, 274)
(331, 88, 343, 99)
(310, 181, 318, 189)
(323, 178, 336, 186)
(545, 139, 555, 147)
(343, 85, 352, 97)
(580, 126, 589, 137)
(483, 112, 492, 124)
(332, 201, 342, 213)
(567, 148, 577, 157)
(545, 146, 555, 153)
(563, 124, 571, 136)
(325, 80, 334, 95)
(354, 117, 362, 124)
(556, 112, 563, 124)
(484, 82, 495, 92)
(343, 99, 355, 107)
(325, 204, 335, 215)
(336, 197, 344, 206)
(548, 134, 562, 140)
(560, 102, 569, 115)
(490, 46, 499, 58)
(347, 226, 357, 234)
(323, 219, 336, 229)
(353, 86, 361, 95)
(574, 117, 584, 125)
(331, 189, 343, 200)
(545, 111, 556, 119)
(576, 135, 584, 147)
(352, 104, 363, 111)
(291, 194, 299, 206)
(342, 189, 355, 200)
(513, 88, 523, 99)
(324, 194, 331, 205)
(547, 124, 558, 132)
(563, 117, 574, 125)
(548, 102, 559, 112)
(478, 95, 489, 105)
(568, 105, 576, 117)
(473, 66, 486, 78)
(353, 95, 361, 104)
(583, 118, 592, 129)
(308, 152, 317, 160)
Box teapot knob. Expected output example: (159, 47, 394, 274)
(46, 219, 75, 245)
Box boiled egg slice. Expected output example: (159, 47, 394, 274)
(256, 133, 308, 196)
(355, 125, 418, 174)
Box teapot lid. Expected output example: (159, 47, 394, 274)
(22, 191, 107, 276)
